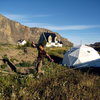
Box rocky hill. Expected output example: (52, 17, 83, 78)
(90, 42, 100, 52)
(0, 14, 73, 46)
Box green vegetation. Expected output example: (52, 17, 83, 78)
(0, 47, 100, 100)
(24, 41, 32, 47)
(17, 41, 32, 49)
(10, 57, 18, 63)
(15, 61, 34, 67)
(47, 47, 69, 58)
(0, 64, 7, 69)
(0, 59, 100, 100)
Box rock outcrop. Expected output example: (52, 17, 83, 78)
(0, 14, 73, 46)
(90, 42, 100, 52)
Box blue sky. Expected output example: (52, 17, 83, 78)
(0, 0, 100, 45)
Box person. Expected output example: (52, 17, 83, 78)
(32, 41, 54, 74)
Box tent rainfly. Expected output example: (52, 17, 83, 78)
(62, 45, 100, 68)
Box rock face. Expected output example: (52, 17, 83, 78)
(0, 14, 73, 46)
(0, 14, 31, 44)
(90, 42, 100, 52)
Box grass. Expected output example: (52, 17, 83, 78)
(0, 59, 100, 100)
(16, 41, 32, 49)
(0, 64, 7, 69)
(15, 61, 34, 67)
(0, 46, 100, 100)
(46, 47, 69, 58)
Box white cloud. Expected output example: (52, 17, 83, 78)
(4, 14, 26, 20)
(3, 13, 52, 24)
(44, 25, 100, 30)
(2, 13, 100, 30)
(3, 14, 52, 21)
(22, 22, 50, 27)
(22, 22, 100, 30)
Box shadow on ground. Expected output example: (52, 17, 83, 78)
(2, 57, 100, 76)
(50, 55, 63, 64)
(2, 58, 36, 75)
(50, 55, 100, 76)
(76, 67, 100, 76)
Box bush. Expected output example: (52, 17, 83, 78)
(24, 41, 32, 47)
(17, 41, 32, 49)
(47, 47, 67, 58)
(10, 57, 18, 63)
(0, 64, 7, 69)
(16, 61, 33, 67)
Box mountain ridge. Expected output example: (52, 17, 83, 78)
(0, 14, 73, 46)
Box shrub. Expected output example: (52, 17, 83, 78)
(24, 41, 32, 47)
(16, 61, 33, 67)
(17, 41, 32, 49)
(10, 57, 18, 63)
(0, 64, 7, 69)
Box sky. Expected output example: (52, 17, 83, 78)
(0, 0, 100, 45)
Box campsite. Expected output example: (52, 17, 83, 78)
(0, 44, 100, 100)
(0, 14, 100, 100)
(0, 0, 100, 99)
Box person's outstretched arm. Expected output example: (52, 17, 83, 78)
(46, 53, 54, 62)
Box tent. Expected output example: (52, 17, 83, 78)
(62, 45, 100, 68)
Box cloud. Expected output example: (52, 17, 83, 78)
(3, 14, 52, 21)
(22, 22, 50, 27)
(4, 14, 25, 19)
(44, 25, 100, 30)
(3, 13, 52, 24)
(2, 13, 100, 30)
(22, 22, 100, 30)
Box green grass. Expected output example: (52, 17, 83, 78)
(0, 64, 7, 69)
(0, 47, 100, 100)
(16, 41, 32, 50)
(15, 61, 34, 67)
(47, 47, 69, 58)
(0, 59, 100, 100)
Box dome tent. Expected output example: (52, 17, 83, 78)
(62, 45, 100, 68)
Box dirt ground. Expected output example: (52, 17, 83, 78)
(0, 45, 38, 74)
(0, 45, 37, 64)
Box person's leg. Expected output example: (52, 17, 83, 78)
(36, 60, 42, 73)
(38, 60, 44, 74)
(36, 59, 41, 72)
